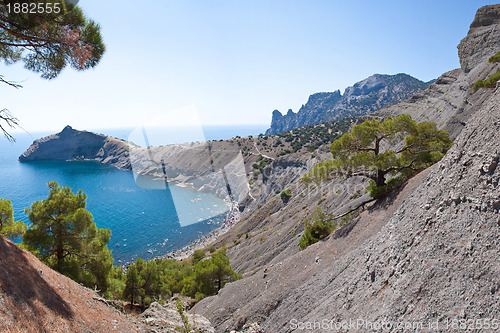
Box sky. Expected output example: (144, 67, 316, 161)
(1, 0, 497, 133)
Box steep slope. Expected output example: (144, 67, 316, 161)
(0, 236, 140, 332)
(266, 73, 429, 134)
(193, 4, 500, 332)
(263, 77, 500, 332)
(194, 167, 432, 331)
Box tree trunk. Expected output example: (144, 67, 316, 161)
(374, 138, 386, 187)
(375, 170, 386, 187)
(56, 233, 64, 268)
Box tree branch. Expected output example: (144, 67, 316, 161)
(382, 160, 419, 175)
(0, 108, 20, 142)
(0, 21, 63, 46)
(344, 170, 376, 180)
(326, 198, 377, 222)
(0, 75, 22, 88)
(357, 147, 377, 153)
(395, 142, 417, 154)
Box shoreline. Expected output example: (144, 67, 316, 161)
(161, 202, 241, 260)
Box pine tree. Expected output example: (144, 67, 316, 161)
(123, 264, 144, 306)
(23, 181, 113, 292)
(0, 1, 105, 140)
(304, 114, 453, 198)
(0, 198, 26, 239)
(193, 248, 241, 296)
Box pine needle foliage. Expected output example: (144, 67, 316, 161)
(0, 198, 27, 239)
(303, 114, 452, 198)
(23, 182, 114, 293)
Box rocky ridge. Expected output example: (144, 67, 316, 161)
(19, 125, 131, 169)
(19, 128, 250, 201)
(192, 4, 500, 332)
(11, 5, 500, 332)
(266, 73, 429, 135)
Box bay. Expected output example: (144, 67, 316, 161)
(0, 125, 267, 264)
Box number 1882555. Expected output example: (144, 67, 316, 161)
(6, 2, 61, 14)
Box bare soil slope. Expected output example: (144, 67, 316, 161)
(194, 5, 500, 332)
(0, 236, 140, 333)
(193, 168, 432, 331)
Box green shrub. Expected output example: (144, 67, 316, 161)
(488, 51, 500, 63)
(299, 208, 335, 250)
(280, 189, 292, 203)
(474, 79, 485, 92)
(192, 249, 206, 264)
(174, 300, 193, 333)
(367, 175, 406, 199)
(209, 245, 216, 254)
(474, 69, 500, 92)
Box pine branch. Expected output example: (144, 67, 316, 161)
(0, 75, 22, 88)
(0, 108, 19, 142)
(326, 198, 376, 222)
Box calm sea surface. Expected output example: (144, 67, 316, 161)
(0, 125, 267, 264)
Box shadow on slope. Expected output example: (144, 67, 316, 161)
(0, 236, 74, 329)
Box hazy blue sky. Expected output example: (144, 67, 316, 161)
(1, 0, 496, 133)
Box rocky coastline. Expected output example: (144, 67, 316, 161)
(162, 202, 241, 261)
(18, 126, 249, 202)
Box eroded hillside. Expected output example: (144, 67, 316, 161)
(0, 236, 140, 332)
(193, 4, 500, 332)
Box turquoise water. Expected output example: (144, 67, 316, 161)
(0, 125, 267, 264)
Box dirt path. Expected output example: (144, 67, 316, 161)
(253, 140, 275, 160)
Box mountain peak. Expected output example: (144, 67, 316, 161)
(458, 4, 500, 72)
(266, 73, 429, 135)
(61, 125, 74, 132)
(469, 4, 500, 31)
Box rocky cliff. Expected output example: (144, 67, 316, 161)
(458, 4, 500, 73)
(193, 4, 500, 332)
(19, 125, 132, 170)
(18, 127, 249, 201)
(13, 5, 500, 332)
(266, 73, 429, 135)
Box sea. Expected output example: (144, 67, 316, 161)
(0, 125, 267, 265)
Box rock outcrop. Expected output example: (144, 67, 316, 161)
(19, 125, 131, 170)
(139, 301, 214, 333)
(266, 73, 429, 135)
(458, 4, 500, 72)
(193, 4, 500, 332)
